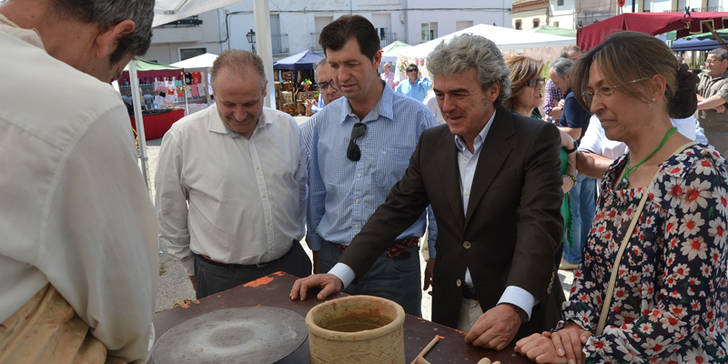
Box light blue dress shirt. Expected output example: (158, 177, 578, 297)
(306, 84, 438, 256)
(395, 77, 432, 102)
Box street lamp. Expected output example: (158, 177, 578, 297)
(246, 28, 256, 53)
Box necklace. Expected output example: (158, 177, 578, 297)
(617, 127, 677, 190)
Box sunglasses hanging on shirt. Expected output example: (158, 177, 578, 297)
(346, 122, 367, 162)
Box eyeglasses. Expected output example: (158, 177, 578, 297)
(525, 77, 545, 87)
(318, 80, 335, 91)
(346, 122, 367, 161)
(581, 77, 651, 106)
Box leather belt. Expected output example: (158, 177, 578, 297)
(329, 237, 419, 260)
(462, 285, 477, 300)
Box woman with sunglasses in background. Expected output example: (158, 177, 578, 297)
(505, 55, 579, 274)
(515, 31, 728, 364)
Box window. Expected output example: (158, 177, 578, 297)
(557, 0, 564, 6)
(421, 22, 438, 41)
(515, 19, 522, 30)
(178, 47, 206, 61)
(456, 20, 474, 31)
(533, 18, 540, 28)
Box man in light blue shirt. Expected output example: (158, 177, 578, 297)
(395, 63, 432, 102)
(296, 15, 437, 316)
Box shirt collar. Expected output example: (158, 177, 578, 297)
(454, 109, 497, 153)
(0, 14, 45, 49)
(339, 80, 393, 124)
(207, 103, 271, 138)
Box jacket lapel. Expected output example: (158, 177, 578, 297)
(464, 107, 515, 226)
(441, 131, 465, 223)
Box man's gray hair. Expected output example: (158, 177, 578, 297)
(550, 57, 574, 78)
(51, 0, 154, 63)
(314, 58, 327, 73)
(709, 48, 728, 61)
(426, 34, 511, 105)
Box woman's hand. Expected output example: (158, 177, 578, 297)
(559, 130, 576, 150)
(515, 332, 567, 363)
(549, 323, 591, 364)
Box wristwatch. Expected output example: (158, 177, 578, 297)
(563, 140, 578, 154)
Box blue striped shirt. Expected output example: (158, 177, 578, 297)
(306, 84, 438, 254)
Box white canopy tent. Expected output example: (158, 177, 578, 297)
(129, 0, 273, 192)
(397, 24, 576, 59)
(392, 24, 576, 81)
(170, 52, 218, 69)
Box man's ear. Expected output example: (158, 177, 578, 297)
(373, 49, 382, 69)
(487, 82, 500, 103)
(94, 19, 136, 60)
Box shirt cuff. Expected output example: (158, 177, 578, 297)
(328, 262, 355, 289)
(497, 285, 537, 320)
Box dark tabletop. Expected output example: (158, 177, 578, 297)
(153, 272, 534, 364)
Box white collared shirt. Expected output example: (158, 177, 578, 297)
(453, 110, 536, 319)
(156, 105, 307, 275)
(0, 20, 158, 362)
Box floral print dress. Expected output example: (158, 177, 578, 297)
(560, 144, 728, 363)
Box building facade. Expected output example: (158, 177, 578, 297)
(146, 0, 513, 64)
(512, 0, 549, 30)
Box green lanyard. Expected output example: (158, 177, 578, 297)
(617, 127, 677, 190)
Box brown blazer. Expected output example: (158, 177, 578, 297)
(341, 106, 565, 337)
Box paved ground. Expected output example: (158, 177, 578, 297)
(146, 121, 575, 317)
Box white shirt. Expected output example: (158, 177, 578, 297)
(155, 105, 306, 275)
(0, 20, 158, 362)
(579, 114, 699, 158)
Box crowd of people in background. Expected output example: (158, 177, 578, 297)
(3, 1, 728, 362)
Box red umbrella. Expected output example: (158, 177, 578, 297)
(577, 12, 728, 50)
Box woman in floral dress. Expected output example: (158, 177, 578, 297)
(515, 31, 728, 363)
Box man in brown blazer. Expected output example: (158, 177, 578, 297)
(291, 34, 564, 350)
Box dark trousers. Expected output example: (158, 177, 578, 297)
(319, 241, 422, 317)
(193, 240, 312, 299)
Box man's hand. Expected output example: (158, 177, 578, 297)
(515, 333, 568, 363)
(312, 251, 321, 274)
(422, 258, 435, 290)
(464, 303, 522, 350)
(289, 273, 343, 301)
(714, 104, 726, 113)
(188, 276, 196, 291)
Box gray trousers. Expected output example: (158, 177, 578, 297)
(193, 240, 312, 299)
(320, 241, 422, 317)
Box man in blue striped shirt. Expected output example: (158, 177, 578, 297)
(301, 15, 437, 316)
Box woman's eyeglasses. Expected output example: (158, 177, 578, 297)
(581, 77, 651, 106)
(346, 122, 367, 161)
(525, 77, 545, 87)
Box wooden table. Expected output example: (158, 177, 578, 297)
(153, 272, 534, 363)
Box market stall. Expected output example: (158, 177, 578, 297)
(273, 49, 324, 115)
(171, 52, 218, 114)
(577, 12, 728, 51)
(119, 59, 188, 140)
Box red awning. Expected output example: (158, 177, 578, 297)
(577, 12, 728, 50)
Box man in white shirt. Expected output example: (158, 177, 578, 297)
(577, 114, 706, 179)
(0, 0, 157, 362)
(156, 50, 311, 299)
